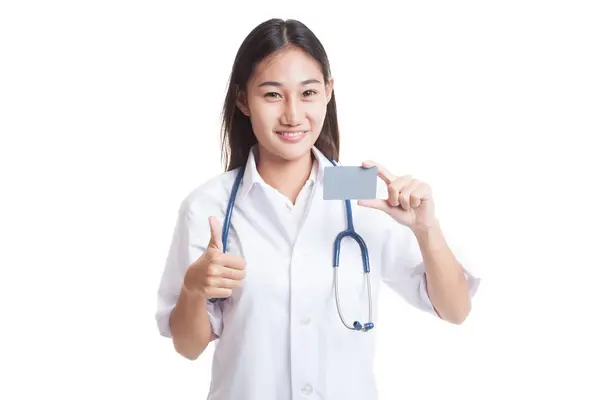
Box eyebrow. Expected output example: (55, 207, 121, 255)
(258, 79, 322, 87)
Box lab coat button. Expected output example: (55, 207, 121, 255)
(300, 317, 311, 325)
(301, 384, 313, 395)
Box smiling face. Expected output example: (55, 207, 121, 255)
(236, 46, 334, 164)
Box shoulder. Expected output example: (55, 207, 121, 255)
(178, 168, 239, 219)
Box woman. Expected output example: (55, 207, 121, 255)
(156, 18, 479, 400)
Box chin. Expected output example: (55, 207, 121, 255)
(273, 145, 313, 162)
(261, 132, 317, 161)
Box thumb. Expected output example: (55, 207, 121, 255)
(357, 199, 390, 212)
(207, 216, 223, 251)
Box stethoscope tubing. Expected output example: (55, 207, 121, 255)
(209, 158, 375, 332)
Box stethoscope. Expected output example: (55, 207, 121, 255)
(209, 158, 375, 332)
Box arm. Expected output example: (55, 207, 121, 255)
(156, 200, 225, 360)
(169, 281, 213, 360)
(359, 160, 479, 323)
(414, 221, 471, 324)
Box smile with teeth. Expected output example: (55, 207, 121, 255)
(276, 131, 308, 137)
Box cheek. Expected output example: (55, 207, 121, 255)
(306, 103, 328, 126)
(248, 103, 277, 130)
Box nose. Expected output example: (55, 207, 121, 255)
(281, 97, 302, 126)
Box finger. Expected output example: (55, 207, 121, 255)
(388, 176, 412, 208)
(207, 276, 243, 290)
(410, 194, 421, 208)
(207, 216, 223, 251)
(397, 179, 418, 210)
(361, 160, 396, 185)
(410, 182, 431, 208)
(387, 182, 400, 207)
(205, 287, 233, 299)
(357, 199, 391, 213)
(405, 180, 422, 208)
(208, 264, 246, 281)
(212, 253, 246, 270)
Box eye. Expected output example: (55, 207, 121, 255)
(303, 89, 317, 97)
(264, 92, 282, 98)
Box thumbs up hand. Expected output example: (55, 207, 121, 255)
(183, 216, 246, 300)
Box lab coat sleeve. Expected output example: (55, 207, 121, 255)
(380, 219, 480, 316)
(155, 199, 224, 340)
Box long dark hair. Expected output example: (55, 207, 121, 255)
(219, 18, 340, 172)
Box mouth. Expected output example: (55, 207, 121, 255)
(275, 130, 309, 142)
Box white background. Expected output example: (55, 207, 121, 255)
(1, 1, 599, 399)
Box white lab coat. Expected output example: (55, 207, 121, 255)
(156, 144, 480, 400)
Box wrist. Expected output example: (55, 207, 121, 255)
(412, 219, 450, 255)
(182, 271, 207, 301)
(411, 218, 441, 238)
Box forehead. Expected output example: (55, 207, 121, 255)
(250, 46, 323, 85)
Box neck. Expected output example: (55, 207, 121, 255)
(256, 146, 314, 204)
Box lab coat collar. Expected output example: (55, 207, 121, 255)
(237, 144, 332, 201)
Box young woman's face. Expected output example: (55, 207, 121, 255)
(237, 46, 333, 163)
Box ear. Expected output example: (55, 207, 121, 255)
(325, 77, 334, 103)
(236, 87, 250, 116)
